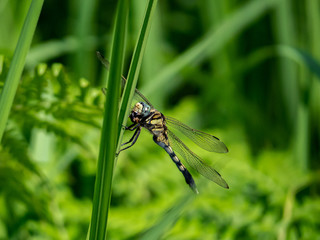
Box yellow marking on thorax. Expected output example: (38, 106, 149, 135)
(150, 118, 162, 124)
(143, 109, 169, 145)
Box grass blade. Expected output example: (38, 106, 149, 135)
(73, 0, 98, 80)
(117, 0, 158, 145)
(227, 45, 320, 81)
(273, 0, 298, 122)
(140, 193, 195, 240)
(88, 0, 128, 239)
(0, 0, 44, 143)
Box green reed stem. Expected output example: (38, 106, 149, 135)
(88, 0, 128, 239)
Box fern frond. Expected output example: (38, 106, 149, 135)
(1, 127, 42, 177)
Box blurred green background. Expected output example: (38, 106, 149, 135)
(1, 0, 320, 239)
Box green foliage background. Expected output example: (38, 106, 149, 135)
(1, 0, 320, 239)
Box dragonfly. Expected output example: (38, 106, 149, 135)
(97, 51, 229, 194)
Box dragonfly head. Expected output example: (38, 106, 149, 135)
(130, 102, 151, 122)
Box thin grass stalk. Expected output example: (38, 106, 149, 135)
(117, 0, 158, 147)
(294, 2, 310, 172)
(74, 0, 98, 80)
(273, 0, 298, 124)
(201, 0, 233, 78)
(0, 0, 44, 143)
(131, 0, 164, 86)
(88, 0, 128, 239)
(274, 0, 308, 172)
(295, 97, 309, 171)
(140, 192, 194, 240)
(306, 0, 320, 166)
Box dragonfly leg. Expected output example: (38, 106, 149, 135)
(101, 88, 107, 95)
(125, 123, 139, 131)
(118, 127, 141, 153)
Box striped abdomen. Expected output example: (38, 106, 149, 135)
(153, 137, 199, 194)
(143, 110, 198, 193)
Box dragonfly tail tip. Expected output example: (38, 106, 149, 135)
(189, 183, 199, 194)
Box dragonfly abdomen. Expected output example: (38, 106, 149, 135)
(153, 136, 199, 194)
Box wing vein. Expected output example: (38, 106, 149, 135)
(167, 129, 228, 188)
(166, 117, 228, 153)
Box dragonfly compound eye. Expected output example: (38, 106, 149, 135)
(140, 103, 151, 116)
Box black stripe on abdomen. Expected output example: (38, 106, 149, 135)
(153, 136, 199, 194)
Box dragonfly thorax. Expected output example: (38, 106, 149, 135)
(130, 102, 151, 123)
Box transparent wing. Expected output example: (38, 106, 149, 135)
(167, 129, 229, 188)
(96, 51, 154, 108)
(166, 117, 228, 153)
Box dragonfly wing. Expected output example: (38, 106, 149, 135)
(97, 51, 126, 89)
(97, 51, 154, 108)
(167, 129, 229, 189)
(96, 51, 111, 69)
(133, 87, 154, 108)
(166, 117, 228, 153)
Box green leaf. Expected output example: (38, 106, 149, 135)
(0, 0, 44, 142)
(280, 46, 320, 80)
(88, 0, 128, 239)
(140, 193, 195, 240)
(227, 45, 320, 82)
